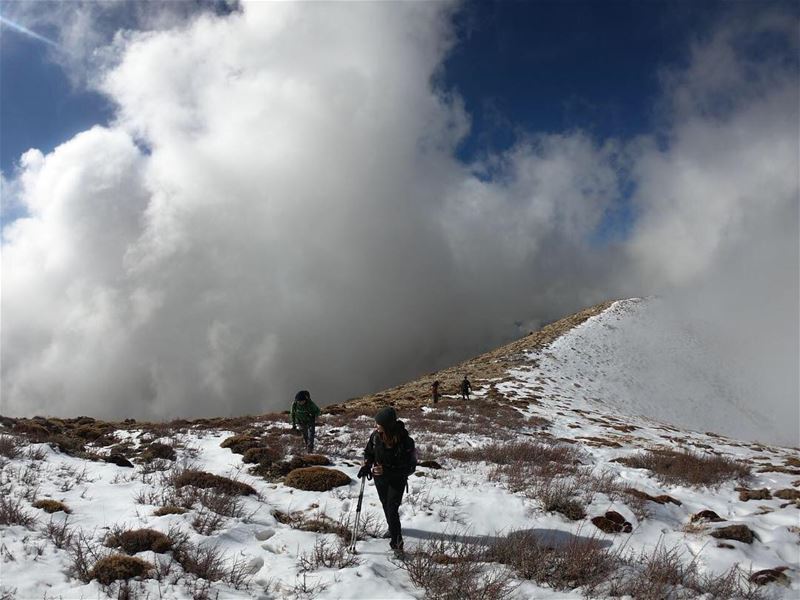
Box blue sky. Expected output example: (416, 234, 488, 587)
(2, 0, 787, 176)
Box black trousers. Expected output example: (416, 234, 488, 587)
(374, 475, 405, 545)
(299, 421, 315, 452)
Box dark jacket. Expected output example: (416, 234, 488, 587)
(291, 399, 320, 426)
(364, 421, 416, 479)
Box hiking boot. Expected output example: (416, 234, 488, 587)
(391, 538, 404, 557)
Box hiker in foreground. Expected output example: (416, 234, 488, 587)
(460, 375, 472, 401)
(358, 407, 417, 555)
(291, 390, 320, 452)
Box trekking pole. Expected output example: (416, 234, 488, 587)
(349, 475, 367, 553)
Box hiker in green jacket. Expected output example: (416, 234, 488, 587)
(291, 390, 320, 452)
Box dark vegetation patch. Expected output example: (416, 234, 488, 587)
(591, 511, 632, 534)
(172, 470, 256, 496)
(616, 449, 750, 487)
(251, 454, 332, 481)
(220, 435, 261, 455)
(690, 510, 724, 523)
(0, 435, 21, 459)
(626, 489, 681, 506)
(105, 527, 173, 554)
(153, 505, 188, 517)
(89, 554, 152, 585)
(32, 499, 71, 514)
(284, 467, 351, 491)
(710, 524, 756, 544)
(738, 488, 771, 502)
(140, 442, 177, 462)
(774, 488, 800, 501)
(242, 446, 282, 465)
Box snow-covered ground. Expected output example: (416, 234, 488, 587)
(1, 299, 798, 599)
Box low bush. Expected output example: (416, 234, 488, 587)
(242, 446, 282, 465)
(12, 421, 49, 439)
(593, 542, 767, 600)
(298, 537, 359, 572)
(33, 499, 71, 514)
(105, 527, 173, 554)
(220, 435, 260, 455)
(399, 535, 519, 600)
(45, 516, 74, 549)
(284, 467, 351, 491)
(616, 449, 750, 487)
(491, 529, 619, 591)
(140, 442, 177, 462)
(153, 505, 188, 517)
(0, 495, 36, 527)
(0, 435, 21, 459)
(173, 470, 256, 496)
(89, 554, 152, 585)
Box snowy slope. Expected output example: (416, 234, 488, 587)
(533, 298, 785, 445)
(1, 299, 798, 600)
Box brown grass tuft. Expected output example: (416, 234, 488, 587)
(105, 527, 173, 554)
(173, 470, 256, 496)
(89, 554, 152, 585)
(33, 499, 71, 514)
(284, 467, 351, 491)
(616, 449, 750, 487)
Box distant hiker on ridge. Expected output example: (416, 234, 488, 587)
(358, 407, 417, 556)
(291, 390, 320, 453)
(460, 375, 472, 401)
(431, 379, 441, 405)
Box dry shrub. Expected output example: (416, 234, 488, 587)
(284, 467, 351, 491)
(242, 446, 282, 465)
(491, 529, 619, 591)
(593, 542, 767, 600)
(617, 449, 750, 487)
(12, 421, 49, 439)
(0, 435, 21, 459)
(534, 478, 586, 520)
(173, 469, 256, 496)
(176, 542, 253, 588)
(105, 527, 173, 554)
(0, 495, 36, 527)
(298, 537, 360, 572)
(42, 434, 86, 456)
(140, 442, 177, 462)
(153, 505, 187, 517)
(399, 536, 518, 600)
(33, 499, 71, 514)
(44, 516, 74, 548)
(449, 440, 581, 474)
(220, 435, 260, 455)
(89, 554, 152, 585)
(299, 453, 331, 466)
(256, 454, 333, 480)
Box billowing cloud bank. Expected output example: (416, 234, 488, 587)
(2, 3, 797, 443)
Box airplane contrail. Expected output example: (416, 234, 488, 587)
(0, 15, 60, 48)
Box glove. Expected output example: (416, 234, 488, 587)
(357, 465, 372, 479)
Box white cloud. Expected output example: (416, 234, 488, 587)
(1, 2, 796, 442)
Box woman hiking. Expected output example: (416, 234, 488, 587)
(358, 407, 417, 555)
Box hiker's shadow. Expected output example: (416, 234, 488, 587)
(401, 528, 612, 550)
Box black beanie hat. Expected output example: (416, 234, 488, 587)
(374, 406, 397, 429)
(295, 390, 310, 402)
